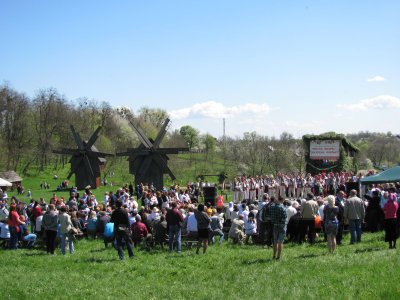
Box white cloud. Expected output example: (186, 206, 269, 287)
(367, 75, 385, 82)
(168, 101, 271, 120)
(337, 95, 400, 111)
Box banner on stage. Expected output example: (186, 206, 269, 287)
(310, 140, 340, 160)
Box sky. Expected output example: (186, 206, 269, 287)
(1, 0, 399, 138)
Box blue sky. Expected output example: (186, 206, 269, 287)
(1, 0, 399, 138)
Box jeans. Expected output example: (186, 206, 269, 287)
(349, 219, 362, 244)
(168, 225, 182, 253)
(60, 233, 74, 254)
(9, 226, 19, 250)
(116, 229, 134, 260)
(211, 229, 224, 244)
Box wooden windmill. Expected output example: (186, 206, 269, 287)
(53, 125, 113, 189)
(117, 118, 189, 190)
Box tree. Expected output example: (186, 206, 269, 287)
(0, 85, 32, 170)
(179, 125, 199, 150)
(33, 88, 72, 170)
(202, 133, 217, 165)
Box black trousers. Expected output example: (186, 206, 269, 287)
(300, 219, 316, 244)
(336, 220, 344, 244)
(46, 230, 57, 254)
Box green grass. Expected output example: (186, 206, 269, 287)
(0, 232, 399, 299)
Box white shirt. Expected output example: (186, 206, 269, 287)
(187, 213, 198, 232)
(35, 216, 43, 232)
(103, 195, 109, 207)
(242, 209, 249, 223)
(0, 222, 10, 238)
(286, 206, 297, 224)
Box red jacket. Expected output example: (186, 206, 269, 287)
(131, 221, 148, 240)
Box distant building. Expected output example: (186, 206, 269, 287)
(0, 171, 23, 189)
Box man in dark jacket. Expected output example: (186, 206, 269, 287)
(335, 190, 346, 245)
(166, 202, 184, 254)
(111, 200, 134, 260)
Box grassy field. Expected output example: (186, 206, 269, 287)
(0, 232, 399, 300)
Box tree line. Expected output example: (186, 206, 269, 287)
(1, 84, 399, 177)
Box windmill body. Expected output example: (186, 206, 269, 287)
(117, 118, 189, 190)
(53, 125, 113, 190)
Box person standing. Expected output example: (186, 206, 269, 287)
(42, 204, 58, 255)
(59, 206, 74, 255)
(300, 194, 319, 244)
(323, 196, 339, 254)
(166, 202, 184, 254)
(111, 200, 134, 260)
(383, 193, 398, 249)
(194, 203, 211, 254)
(266, 196, 287, 260)
(344, 190, 365, 244)
(8, 204, 25, 250)
(335, 190, 346, 245)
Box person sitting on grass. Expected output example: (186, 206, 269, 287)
(245, 212, 257, 244)
(0, 220, 10, 248)
(210, 209, 224, 245)
(131, 214, 149, 248)
(184, 206, 198, 249)
(19, 215, 37, 249)
(195, 203, 211, 254)
(153, 215, 168, 248)
(228, 214, 245, 245)
(87, 210, 98, 239)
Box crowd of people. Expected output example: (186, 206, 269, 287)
(0, 171, 399, 260)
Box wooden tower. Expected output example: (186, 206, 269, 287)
(117, 118, 189, 190)
(53, 125, 113, 189)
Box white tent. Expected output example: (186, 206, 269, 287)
(0, 178, 12, 187)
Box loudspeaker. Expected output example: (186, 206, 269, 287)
(345, 182, 360, 196)
(203, 186, 217, 206)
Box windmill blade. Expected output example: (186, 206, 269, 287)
(53, 148, 78, 155)
(70, 125, 84, 150)
(153, 155, 176, 180)
(83, 155, 95, 179)
(116, 149, 150, 156)
(86, 150, 114, 158)
(129, 120, 153, 149)
(157, 147, 190, 154)
(138, 156, 152, 176)
(67, 156, 83, 179)
(86, 126, 102, 149)
(153, 118, 170, 148)
(116, 151, 133, 157)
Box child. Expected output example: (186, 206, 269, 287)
(245, 213, 257, 244)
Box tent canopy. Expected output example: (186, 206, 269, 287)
(360, 166, 400, 184)
(0, 178, 12, 187)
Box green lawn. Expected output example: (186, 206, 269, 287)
(0, 232, 399, 299)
